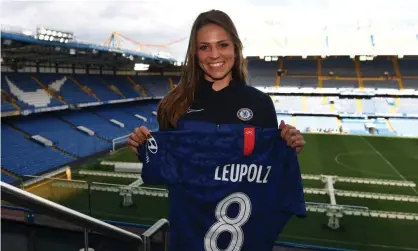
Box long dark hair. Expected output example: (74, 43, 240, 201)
(157, 9, 248, 130)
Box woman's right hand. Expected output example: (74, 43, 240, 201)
(127, 126, 151, 155)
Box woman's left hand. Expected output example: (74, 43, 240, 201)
(279, 120, 305, 153)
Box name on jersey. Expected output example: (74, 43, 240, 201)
(214, 164, 271, 183)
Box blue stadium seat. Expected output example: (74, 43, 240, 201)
(60, 111, 131, 141)
(1, 124, 74, 176)
(1, 172, 16, 184)
(72, 75, 123, 101)
(322, 58, 356, 77)
(103, 75, 143, 99)
(341, 119, 369, 134)
(1, 100, 17, 112)
(389, 118, 418, 137)
(2, 73, 63, 108)
(35, 74, 97, 104)
(134, 76, 171, 97)
(283, 59, 317, 75)
(11, 115, 110, 157)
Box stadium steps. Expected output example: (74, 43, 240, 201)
(395, 97, 401, 107)
(57, 116, 112, 143)
(1, 90, 21, 111)
(168, 77, 175, 90)
(386, 119, 394, 132)
(100, 78, 126, 99)
(1, 168, 20, 180)
(355, 99, 363, 113)
(291, 116, 297, 126)
(67, 75, 101, 102)
(301, 97, 308, 112)
(31, 76, 68, 105)
(329, 102, 335, 112)
(127, 76, 147, 96)
(392, 57, 405, 90)
(336, 117, 342, 128)
(275, 76, 280, 88)
(317, 58, 323, 88)
(276, 59, 284, 88)
(354, 58, 364, 90)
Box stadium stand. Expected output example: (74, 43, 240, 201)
(71, 74, 123, 101)
(134, 76, 172, 97)
(341, 118, 369, 134)
(247, 60, 278, 87)
(295, 116, 339, 132)
(1, 172, 16, 184)
(59, 110, 131, 141)
(1, 123, 74, 176)
(397, 98, 418, 114)
(1, 27, 418, 251)
(10, 115, 110, 157)
(389, 118, 418, 137)
(321, 57, 356, 77)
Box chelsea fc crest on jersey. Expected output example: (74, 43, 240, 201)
(237, 108, 253, 121)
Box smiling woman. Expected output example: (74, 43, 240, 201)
(127, 9, 305, 154)
(125, 8, 307, 251)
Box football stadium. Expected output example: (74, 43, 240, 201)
(1, 12, 418, 251)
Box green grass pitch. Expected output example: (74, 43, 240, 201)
(26, 133, 418, 251)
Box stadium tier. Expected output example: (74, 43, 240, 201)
(2, 29, 418, 251)
(2, 57, 418, 180)
(1, 101, 159, 179)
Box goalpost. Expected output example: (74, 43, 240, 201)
(112, 134, 130, 152)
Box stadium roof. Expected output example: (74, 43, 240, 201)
(1, 30, 181, 71)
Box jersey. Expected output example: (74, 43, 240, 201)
(138, 124, 306, 251)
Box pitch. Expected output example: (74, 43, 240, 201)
(26, 133, 418, 251)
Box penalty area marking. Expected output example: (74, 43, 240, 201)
(360, 137, 418, 195)
(334, 151, 403, 178)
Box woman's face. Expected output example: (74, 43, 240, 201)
(196, 23, 235, 82)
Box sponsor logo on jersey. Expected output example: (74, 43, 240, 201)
(147, 135, 158, 154)
(237, 108, 253, 121)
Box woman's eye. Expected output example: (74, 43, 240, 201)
(220, 43, 229, 48)
(200, 45, 208, 50)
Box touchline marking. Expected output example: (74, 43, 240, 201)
(281, 234, 418, 251)
(361, 137, 418, 195)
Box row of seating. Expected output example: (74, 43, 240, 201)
(252, 77, 417, 90)
(272, 96, 418, 115)
(276, 115, 418, 137)
(1, 172, 16, 184)
(247, 57, 418, 77)
(1, 73, 172, 111)
(1, 101, 159, 178)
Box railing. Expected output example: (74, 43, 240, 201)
(1, 181, 169, 251)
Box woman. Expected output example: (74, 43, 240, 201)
(127, 9, 305, 153)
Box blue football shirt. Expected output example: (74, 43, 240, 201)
(138, 124, 306, 251)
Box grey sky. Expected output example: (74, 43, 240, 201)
(1, 0, 417, 59)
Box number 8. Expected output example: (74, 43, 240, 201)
(204, 192, 252, 251)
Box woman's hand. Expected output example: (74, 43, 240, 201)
(279, 120, 305, 153)
(127, 126, 151, 155)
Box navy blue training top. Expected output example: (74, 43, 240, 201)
(174, 78, 278, 129)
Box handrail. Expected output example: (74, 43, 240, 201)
(1, 181, 143, 245)
(142, 219, 170, 251)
